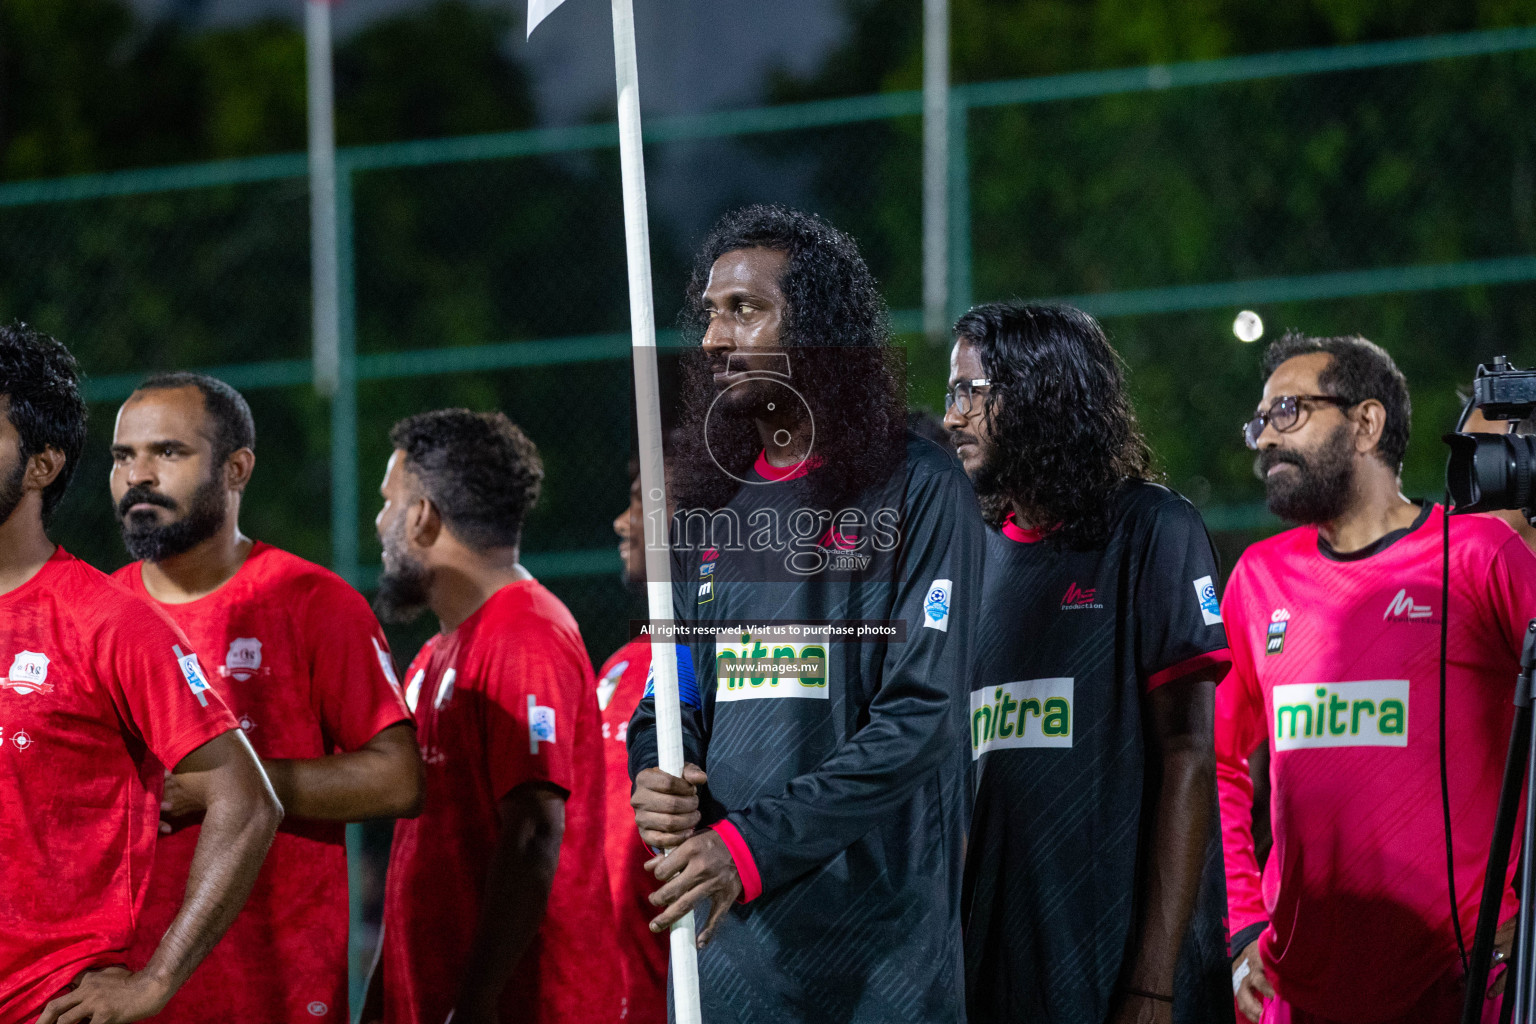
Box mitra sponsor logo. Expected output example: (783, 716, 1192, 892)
(1272, 680, 1408, 751)
(714, 629, 830, 702)
(970, 678, 1073, 758)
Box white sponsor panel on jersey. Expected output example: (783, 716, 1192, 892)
(969, 677, 1074, 758)
(404, 668, 425, 713)
(1272, 680, 1409, 751)
(371, 637, 400, 689)
(714, 627, 830, 702)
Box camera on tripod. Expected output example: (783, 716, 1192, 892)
(1444, 356, 1536, 525)
(1452, 357, 1536, 1024)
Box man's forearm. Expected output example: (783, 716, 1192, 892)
(455, 787, 564, 1016)
(1127, 748, 1213, 992)
(141, 786, 281, 995)
(261, 722, 422, 821)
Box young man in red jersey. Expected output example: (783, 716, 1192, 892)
(0, 325, 280, 1024)
(595, 467, 667, 1023)
(109, 373, 421, 1024)
(1220, 333, 1536, 1024)
(361, 409, 619, 1024)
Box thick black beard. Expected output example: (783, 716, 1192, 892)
(0, 458, 25, 527)
(119, 476, 227, 562)
(374, 559, 431, 624)
(1261, 423, 1355, 525)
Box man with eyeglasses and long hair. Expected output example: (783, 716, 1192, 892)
(1219, 333, 1536, 1024)
(945, 303, 1233, 1024)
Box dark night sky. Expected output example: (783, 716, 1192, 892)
(126, 0, 850, 125)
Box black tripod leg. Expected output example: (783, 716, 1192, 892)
(1465, 703, 1532, 1024)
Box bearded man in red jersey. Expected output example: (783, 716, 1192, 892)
(0, 325, 280, 1024)
(110, 373, 421, 1024)
(361, 409, 620, 1024)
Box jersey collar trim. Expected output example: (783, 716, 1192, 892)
(1316, 501, 1433, 562)
(1000, 514, 1054, 544)
(752, 450, 821, 482)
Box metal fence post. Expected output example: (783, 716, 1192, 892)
(331, 165, 360, 589)
(947, 91, 972, 326)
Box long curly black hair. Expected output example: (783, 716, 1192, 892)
(669, 205, 906, 512)
(956, 303, 1153, 548)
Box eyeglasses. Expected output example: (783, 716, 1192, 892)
(945, 378, 992, 417)
(1243, 394, 1355, 449)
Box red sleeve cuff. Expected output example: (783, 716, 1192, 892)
(1146, 648, 1232, 692)
(711, 819, 763, 903)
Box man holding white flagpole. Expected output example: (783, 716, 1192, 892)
(628, 204, 984, 1024)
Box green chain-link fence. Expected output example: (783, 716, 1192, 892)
(3, 22, 1534, 1005)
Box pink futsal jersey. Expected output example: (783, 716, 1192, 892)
(1217, 505, 1536, 1020)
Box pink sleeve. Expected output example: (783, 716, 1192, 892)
(483, 627, 588, 802)
(305, 578, 413, 752)
(1215, 571, 1269, 939)
(98, 596, 238, 770)
(1486, 535, 1536, 661)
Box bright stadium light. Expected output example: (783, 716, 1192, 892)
(1233, 310, 1264, 343)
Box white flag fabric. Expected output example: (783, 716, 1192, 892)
(527, 0, 569, 37)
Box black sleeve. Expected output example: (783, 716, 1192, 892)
(723, 460, 985, 898)
(1135, 496, 1233, 689)
(628, 532, 711, 784)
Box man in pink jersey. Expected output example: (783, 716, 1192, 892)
(596, 467, 666, 1023)
(1219, 332, 1536, 1024)
(108, 372, 421, 1024)
(359, 409, 620, 1024)
(0, 325, 280, 1024)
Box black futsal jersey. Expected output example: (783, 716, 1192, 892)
(629, 434, 985, 1024)
(962, 480, 1234, 1024)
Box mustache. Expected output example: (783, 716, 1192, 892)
(1258, 448, 1307, 475)
(949, 430, 979, 449)
(116, 485, 177, 519)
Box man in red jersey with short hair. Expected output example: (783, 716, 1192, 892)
(109, 372, 421, 1024)
(1219, 332, 1536, 1024)
(361, 409, 619, 1024)
(0, 325, 280, 1024)
(596, 468, 666, 1023)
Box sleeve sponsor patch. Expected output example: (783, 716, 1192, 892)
(173, 645, 211, 707)
(923, 579, 953, 632)
(528, 694, 556, 753)
(1193, 575, 1222, 626)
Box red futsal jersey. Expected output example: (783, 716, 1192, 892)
(0, 549, 236, 1024)
(381, 580, 620, 1024)
(597, 636, 667, 1023)
(1217, 505, 1536, 1021)
(117, 542, 411, 1024)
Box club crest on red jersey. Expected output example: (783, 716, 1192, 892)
(224, 637, 264, 681)
(3, 650, 53, 695)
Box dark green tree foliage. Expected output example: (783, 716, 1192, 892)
(0, 1, 657, 661)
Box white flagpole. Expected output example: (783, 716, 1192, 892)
(608, 1, 705, 1022)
